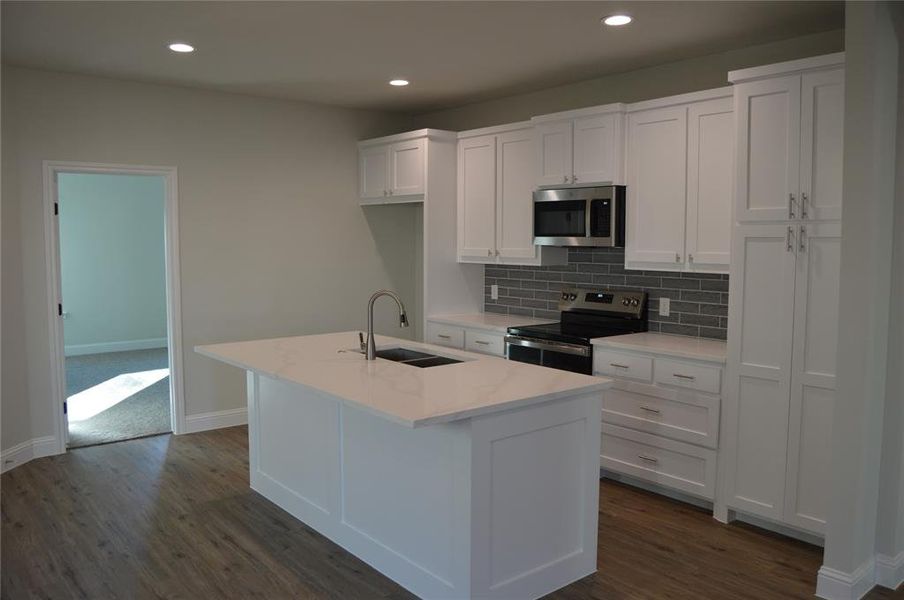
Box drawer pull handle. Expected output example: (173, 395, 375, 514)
(639, 406, 661, 415)
(638, 454, 659, 464)
(672, 373, 696, 380)
(610, 363, 630, 369)
(437, 334, 451, 339)
(474, 340, 490, 346)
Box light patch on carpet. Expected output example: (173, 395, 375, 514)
(68, 368, 169, 421)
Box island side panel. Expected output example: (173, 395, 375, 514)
(468, 392, 602, 600)
(247, 372, 474, 599)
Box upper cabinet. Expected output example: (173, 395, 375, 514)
(730, 54, 844, 223)
(358, 134, 426, 203)
(532, 105, 626, 188)
(457, 123, 567, 266)
(624, 88, 734, 273)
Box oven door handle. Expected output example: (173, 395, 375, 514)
(504, 335, 591, 357)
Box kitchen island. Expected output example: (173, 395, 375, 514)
(196, 332, 610, 600)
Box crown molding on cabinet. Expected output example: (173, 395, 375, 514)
(728, 51, 845, 84)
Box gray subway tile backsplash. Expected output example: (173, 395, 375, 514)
(484, 247, 729, 341)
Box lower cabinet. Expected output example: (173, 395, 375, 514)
(593, 345, 724, 502)
(426, 321, 506, 357)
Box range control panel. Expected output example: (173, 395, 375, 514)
(558, 287, 646, 317)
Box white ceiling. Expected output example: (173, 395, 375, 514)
(1, 1, 844, 113)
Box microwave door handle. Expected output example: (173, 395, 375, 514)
(585, 199, 593, 239)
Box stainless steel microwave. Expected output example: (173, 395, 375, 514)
(533, 185, 626, 247)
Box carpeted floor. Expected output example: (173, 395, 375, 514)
(65, 348, 172, 448)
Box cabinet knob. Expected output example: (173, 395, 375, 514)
(487, 249, 493, 257)
(571, 175, 578, 184)
(563, 175, 568, 184)
(675, 253, 681, 263)
(789, 193, 796, 219)
(801, 192, 809, 219)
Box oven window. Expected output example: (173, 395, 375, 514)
(534, 200, 586, 237)
(589, 198, 612, 239)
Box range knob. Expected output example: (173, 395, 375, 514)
(622, 298, 630, 306)
(561, 292, 569, 300)
(569, 293, 577, 301)
(630, 298, 640, 307)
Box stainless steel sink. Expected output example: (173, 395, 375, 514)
(374, 347, 462, 368)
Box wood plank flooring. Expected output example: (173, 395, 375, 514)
(2, 426, 900, 599)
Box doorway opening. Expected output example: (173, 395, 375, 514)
(44, 162, 184, 452)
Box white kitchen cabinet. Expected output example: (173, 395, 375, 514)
(625, 105, 688, 267)
(425, 319, 506, 357)
(531, 105, 625, 188)
(358, 137, 426, 202)
(592, 337, 726, 503)
(799, 69, 845, 221)
(731, 56, 844, 223)
(723, 54, 844, 536)
(723, 222, 841, 533)
(686, 97, 734, 269)
(457, 123, 566, 266)
(624, 88, 734, 273)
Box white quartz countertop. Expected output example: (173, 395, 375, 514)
(591, 332, 727, 364)
(196, 332, 610, 427)
(427, 313, 556, 333)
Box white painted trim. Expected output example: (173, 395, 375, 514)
(530, 102, 626, 123)
(357, 128, 456, 147)
(728, 52, 845, 83)
(64, 337, 167, 356)
(876, 552, 904, 590)
(457, 121, 532, 139)
(183, 407, 248, 434)
(1, 436, 59, 473)
(625, 86, 733, 113)
(42, 161, 186, 462)
(358, 195, 423, 206)
(816, 559, 876, 600)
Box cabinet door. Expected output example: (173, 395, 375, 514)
(573, 113, 621, 185)
(496, 129, 537, 260)
(625, 106, 688, 268)
(686, 97, 733, 271)
(784, 222, 841, 533)
(359, 145, 389, 199)
(735, 76, 801, 222)
(457, 135, 497, 262)
(724, 223, 797, 520)
(390, 138, 425, 196)
(535, 120, 573, 187)
(800, 69, 844, 221)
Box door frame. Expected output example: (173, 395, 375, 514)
(43, 160, 185, 453)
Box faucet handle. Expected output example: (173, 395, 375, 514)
(358, 332, 366, 353)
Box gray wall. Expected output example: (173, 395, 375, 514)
(485, 248, 728, 340)
(1, 66, 414, 451)
(412, 30, 844, 131)
(58, 173, 167, 352)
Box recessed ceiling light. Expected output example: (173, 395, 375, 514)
(602, 14, 632, 26)
(389, 79, 410, 87)
(168, 42, 195, 53)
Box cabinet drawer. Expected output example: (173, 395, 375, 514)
(654, 358, 721, 394)
(601, 423, 716, 500)
(465, 329, 505, 357)
(601, 384, 720, 449)
(593, 349, 653, 382)
(426, 323, 465, 349)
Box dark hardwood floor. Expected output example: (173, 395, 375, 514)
(2, 426, 900, 599)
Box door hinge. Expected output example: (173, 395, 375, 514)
(54, 202, 59, 216)
(63, 401, 67, 415)
(58, 303, 63, 316)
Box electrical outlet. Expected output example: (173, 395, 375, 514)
(659, 297, 670, 317)
(491, 284, 499, 300)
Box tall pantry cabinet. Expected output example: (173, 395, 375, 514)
(722, 53, 845, 535)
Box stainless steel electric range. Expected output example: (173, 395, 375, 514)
(505, 287, 648, 374)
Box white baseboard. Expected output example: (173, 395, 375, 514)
(1, 436, 61, 473)
(65, 337, 167, 356)
(876, 552, 904, 590)
(183, 407, 247, 434)
(817, 559, 876, 600)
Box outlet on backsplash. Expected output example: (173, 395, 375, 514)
(484, 247, 729, 340)
(490, 284, 499, 300)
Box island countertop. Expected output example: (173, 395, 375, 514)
(196, 331, 611, 427)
